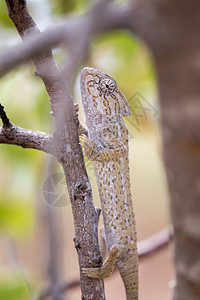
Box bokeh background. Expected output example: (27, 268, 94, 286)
(0, 0, 173, 299)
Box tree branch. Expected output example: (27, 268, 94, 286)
(4, 0, 106, 298)
(5, 0, 73, 117)
(0, 125, 54, 153)
(0, 103, 54, 154)
(36, 279, 80, 300)
(137, 226, 172, 259)
(0, 1, 143, 78)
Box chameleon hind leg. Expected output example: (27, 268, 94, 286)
(82, 243, 125, 278)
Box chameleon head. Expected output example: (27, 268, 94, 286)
(80, 67, 131, 119)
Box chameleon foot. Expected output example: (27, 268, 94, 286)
(82, 244, 125, 279)
(80, 134, 96, 160)
(74, 103, 79, 113)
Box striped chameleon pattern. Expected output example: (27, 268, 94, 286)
(80, 67, 138, 300)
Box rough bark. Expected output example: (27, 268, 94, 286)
(157, 52, 200, 300)
(144, 2, 200, 299)
(0, 124, 54, 154)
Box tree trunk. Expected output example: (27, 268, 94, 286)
(147, 2, 200, 299)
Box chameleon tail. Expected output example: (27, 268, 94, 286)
(117, 251, 138, 300)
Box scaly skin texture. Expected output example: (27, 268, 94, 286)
(80, 67, 138, 300)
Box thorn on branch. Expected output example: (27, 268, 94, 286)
(0, 103, 11, 127)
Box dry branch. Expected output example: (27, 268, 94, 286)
(137, 226, 172, 259)
(0, 1, 144, 78)
(0, 125, 54, 153)
(0, 103, 54, 153)
(4, 0, 105, 299)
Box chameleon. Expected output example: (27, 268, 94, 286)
(80, 67, 138, 300)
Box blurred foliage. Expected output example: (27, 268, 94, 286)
(91, 31, 156, 98)
(0, 278, 29, 300)
(0, 198, 33, 237)
(50, 0, 92, 15)
(0, 1, 14, 28)
(49, 0, 128, 15)
(0, 69, 49, 236)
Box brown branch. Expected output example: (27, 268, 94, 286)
(0, 1, 144, 78)
(137, 226, 172, 259)
(0, 102, 87, 152)
(36, 279, 80, 300)
(44, 157, 65, 300)
(5, 0, 105, 299)
(0, 104, 54, 154)
(0, 125, 54, 153)
(5, 0, 72, 117)
(36, 226, 173, 300)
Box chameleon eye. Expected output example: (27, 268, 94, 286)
(99, 77, 116, 95)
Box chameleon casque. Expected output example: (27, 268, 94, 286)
(80, 67, 138, 300)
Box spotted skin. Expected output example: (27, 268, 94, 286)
(80, 67, 138, 300)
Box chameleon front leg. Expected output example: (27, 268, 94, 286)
(80, 134, 127, 161)
(82, 244, 125, 278)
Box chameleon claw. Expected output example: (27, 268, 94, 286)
(80, 134, 96, 160)
(79, 135, 83, 145)
(80, 134, 89, 147)
(82, 267, 103, 279)
(80, 134, 88, 143)
(74, 103, 80, 113)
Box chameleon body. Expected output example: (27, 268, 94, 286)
(80, 67, 138, 300)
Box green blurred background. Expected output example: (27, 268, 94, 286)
(0, 0, 172, 299)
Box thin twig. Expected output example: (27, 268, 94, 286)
(0, 2, 143, 78)
(4, 238, 36, 299)
(46, 158, 65, 300)
(137, 226, 172, 258)
(0, 103, 55, 154)
(35, 279, 80, 300)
